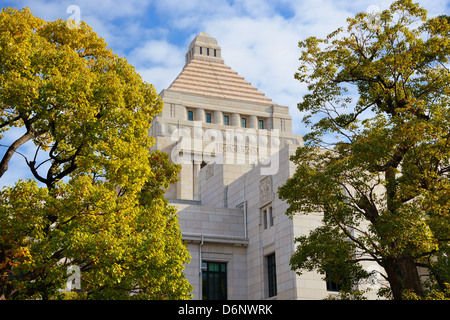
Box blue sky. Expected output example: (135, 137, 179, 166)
(2, 0, 450, 187)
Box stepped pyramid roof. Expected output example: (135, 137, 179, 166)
(167, 32, 274, 105)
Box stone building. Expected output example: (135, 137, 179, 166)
(150, 32, 381, 300)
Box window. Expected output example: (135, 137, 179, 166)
(259, 120, 264, 130)
(214, 49, 217, 57)
(326, 271, 341, 292)
(202, 261, 227, 300)
(223, 115, 229, 126)
(188, 110, 194, 121)
(261, 205, 273, 230)
(206, 113, 212, 123)
(267, 254, 277, 297)
(326, 278, 341, 292)
(207, 48, 210, 56)
(241, 118, 247, 128)
(263, 208, 268, 229)
(268, 206, 273, 227)
(200, 47, 203, 54)
(326, 271, 349, 292)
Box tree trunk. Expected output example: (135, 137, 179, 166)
(383, 257, 403, 300)
(398, 255, 424, 298)
(383, 255, 424, 299)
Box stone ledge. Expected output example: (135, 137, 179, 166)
(182, 232, 249, 246)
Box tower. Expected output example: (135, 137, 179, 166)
(148, 32, 308, 300)
(185, 32, 224, 65)
(151, 32, 301, 201)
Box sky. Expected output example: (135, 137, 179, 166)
(2, 0, 450, 187)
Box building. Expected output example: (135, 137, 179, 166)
(150, 32, 381, 300)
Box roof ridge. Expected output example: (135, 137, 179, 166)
(168, 33, 274, 105)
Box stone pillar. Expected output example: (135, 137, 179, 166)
(231, 113, 240, 127)
(249, 115, 258, 129)
(266, 116, 273, 130)
(177, 105, 187, 120)
(195, 108, 205, 122)
(193, 162, 201, 200)
(177, 160, 193, 200)
(213, 110, 223, 125)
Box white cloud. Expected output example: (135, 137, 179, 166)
(127, 39, 186, 93)
(128, 40, 184, 67)
(136, 66, 182, 94)
(204, 15, 304, 119)
(146, 1, 345, 128)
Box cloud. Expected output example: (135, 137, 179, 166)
(22, 0, 153, 21)
(128, 40, 184, 67)
(147, 1, 360, 129)
(137, 66, 182, 94)
(204, 15, 303, 110)
(127, 39, 186, 93)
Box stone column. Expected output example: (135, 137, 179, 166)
(266, 116, 273, 130)
(176, 160, 193, 200)
(213, 110, 223, 125)
(231, 113, 240, 127)
(193, 162, 201, 200)
(177, 105, 187, 120)
(195, 108, 205, 122)
(249, 115, 258, 129)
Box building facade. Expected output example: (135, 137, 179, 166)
(150, 33, 382, 300)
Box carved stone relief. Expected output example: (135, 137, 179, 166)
(259, 176, 273, 206)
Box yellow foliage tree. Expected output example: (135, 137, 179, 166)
(279, 0, 449, 300)
(0, 7, 192, 299)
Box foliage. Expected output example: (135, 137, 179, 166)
(0, 7, 192, 299)
(279, 0, 450, 300)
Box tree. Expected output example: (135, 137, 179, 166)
(279, 0, 450, 300)
(0, 7, 192, 299)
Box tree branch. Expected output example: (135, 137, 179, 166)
(0, 128, 35, 179)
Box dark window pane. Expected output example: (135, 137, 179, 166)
(269, 207, 274, 227)
(202, 262, 227, 300)
(259, 120, 264, 129)
(267, 254, 277, 297)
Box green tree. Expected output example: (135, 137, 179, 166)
(279, 0, 449, 300)
(0, 7, 192, 299)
